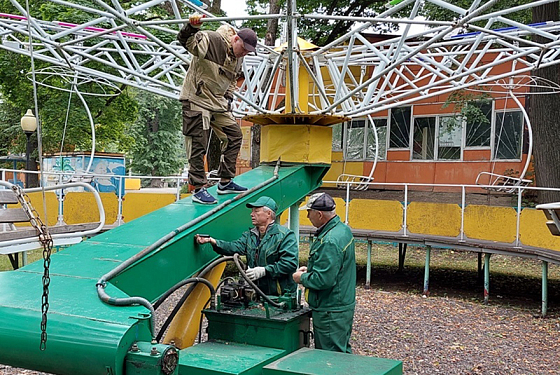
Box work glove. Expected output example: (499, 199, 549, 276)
(246, 266, 266, 281)
(189, 13, 205, 28)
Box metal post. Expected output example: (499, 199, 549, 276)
(289, 203, 300, 248)
(22, 251, 27, 267)
(116, 176, 124, 226)
(484, 253, 491, 304)
(24, 131, 33, 188)
(423, 245, 431, 296)
(366, 240, 372, 289)
(542, 261, 548, 318)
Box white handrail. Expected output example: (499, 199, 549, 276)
(0, 181, 105, 247)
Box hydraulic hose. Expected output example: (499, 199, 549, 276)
(97, 159, 282, 340)
(155, 256, 233, 342)
(233, 253, 285, 309)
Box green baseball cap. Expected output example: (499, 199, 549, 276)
(246, 196, 278, 212)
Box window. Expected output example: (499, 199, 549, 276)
(332, 123, 343, 151)
(438, 116, 462, 160)
(346, 119, 366, 159)
(412, 117, 436, 160)
(366, 119, 387, 160)
(465, 101, 492, 147)
(389, 107, 411, 148)
(344, 118, 387, 160)
(494, 111, 523, 160)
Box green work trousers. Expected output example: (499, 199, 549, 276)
(312, 308, 354, 353)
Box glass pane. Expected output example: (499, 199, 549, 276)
(332, 123, 343, 151)
(412, 117, 436, 160)
(366, 119, 387, 160)
(465, 101, 492, 147)
(389, 107, 411, 148)
(494, 111, 523, 159)
(438, 116, 462, 160)
(346, 119, 366, 160)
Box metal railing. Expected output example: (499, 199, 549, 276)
(325, 179, 560, 248)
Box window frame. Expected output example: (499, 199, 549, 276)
(342, 117, 388, 161)
(491, 109, 524, 161)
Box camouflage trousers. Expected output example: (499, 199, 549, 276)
(182, 101, 242, 189)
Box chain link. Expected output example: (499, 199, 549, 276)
(12, 186, 53, 351)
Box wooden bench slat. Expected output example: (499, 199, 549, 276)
(0, 208, 29, 223)
(546, 221, 560, 236)
(0, 190, 19, 205)
(0, 222, 101, 242)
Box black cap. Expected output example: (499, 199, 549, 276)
(300, 193, 336, 211)
(237, 28, 257, 53)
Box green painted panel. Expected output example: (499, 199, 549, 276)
(178, 341, 286, 375)
(263, 348, 403, 375)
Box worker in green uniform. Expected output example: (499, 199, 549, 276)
(293, 192, 356, 353)
(196, 196, 298, 296)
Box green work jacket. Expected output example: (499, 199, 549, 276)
(213, 223, 298, 296)
(301, 216, 356, 312)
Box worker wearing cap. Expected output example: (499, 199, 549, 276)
(293, 192, 356, 353)
(196, 196, 298, 296)
(178, 14, 258, 205)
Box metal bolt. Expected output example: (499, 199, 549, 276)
(150, 347, 159, 356)
(170, 340, 176, 347)
(131, 343, 139, 352)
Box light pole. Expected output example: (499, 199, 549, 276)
(20, 109, 37, 188)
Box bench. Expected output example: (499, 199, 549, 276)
(0, 181, 105, 269)
(536, 202, 560, 237)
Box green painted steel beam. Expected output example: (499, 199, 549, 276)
(178, 341, 286, 375)
(0, 165, 327, 375)
(263, 348, 402, 375)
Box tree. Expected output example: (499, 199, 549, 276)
(245, 0, 391, 46)
(128, 89, 185, 187)
(527, 0, 560, 203)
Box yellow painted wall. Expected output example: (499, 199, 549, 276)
(260, 125, 332, 164)
(464, 205, 518, 243)
(407, 202, 461, 237)
(323, 161, 364, 188)
(122, 193, 176, 222)
(519, 208, 560, 251)
(9, 192, 59, 227)
(348, 199, 403, 232)
(64, 192, 118, 225)
(290, 197, 347, 227)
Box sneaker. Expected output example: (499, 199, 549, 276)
(192, 188, 217, 204)
(217, 180, 248, 195)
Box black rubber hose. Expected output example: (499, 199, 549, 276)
(233, 253, 284, 308)
(155, 256, 233, 342)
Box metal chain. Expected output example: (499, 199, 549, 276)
(12, 186, 53, 351)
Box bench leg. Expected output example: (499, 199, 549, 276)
(7, 253, 19, 270)
(423, 246, 431, 296)
(398, 243, 407, 273)
(542, 261, 548, 318)
(365, 240, 372, 289)
(484, 253, 491, 304)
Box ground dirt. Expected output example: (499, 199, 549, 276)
(2, 264, 559, 375)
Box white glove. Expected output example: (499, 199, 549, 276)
(246, 266, 266, 281)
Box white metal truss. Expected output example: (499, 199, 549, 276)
(1, 0, 559, 118)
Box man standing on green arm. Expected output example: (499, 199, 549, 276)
(293, 192, 356, 353)
(196, 196, 298, 296)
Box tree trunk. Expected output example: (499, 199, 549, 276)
(529, 1, 560, 203)
(265, 0, 280, 46)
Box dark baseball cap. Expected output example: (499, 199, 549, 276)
(246, 196, 277, 212)
(299, 193, 336, 211)
(237, 28, 257, 53)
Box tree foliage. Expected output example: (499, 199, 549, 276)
(128, 89, 184, 185)
(244, 0, 391, 46)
